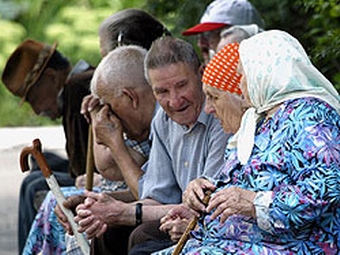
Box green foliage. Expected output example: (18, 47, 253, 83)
(14, 0, 72, 39)
(145, 0, 211, 35)
(0, 19, 26, 65)
(299, 0, 340, 89)
(45, 6, 112, 66)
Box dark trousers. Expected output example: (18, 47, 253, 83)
(90, 221, 174, 255)
(18, 152, 74, 255)
(90, 226, 136, 255)
(128, 221, 175, 255)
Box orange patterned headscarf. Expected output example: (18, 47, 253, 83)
(202, 42, 242, 95)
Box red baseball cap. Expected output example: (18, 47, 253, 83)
(183, 0, 264, 36)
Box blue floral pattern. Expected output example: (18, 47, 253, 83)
(155, 97, 340, 255)
(22, 187, 85, 255)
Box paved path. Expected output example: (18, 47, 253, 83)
(0, 126, 66, 255)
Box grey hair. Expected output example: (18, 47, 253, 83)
(144, 36, 201, 84)
(91, 45, 148, 99)
(220, 24, 262, 43)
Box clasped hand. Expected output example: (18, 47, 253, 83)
(56, 190, 126, 240)
(183, 178, 257, 223)
(159, 204, 194, 242)
(74, 190, 128, 239)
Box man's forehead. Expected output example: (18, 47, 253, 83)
(151, 67, 193, 86)
(152, 62, 196, 77)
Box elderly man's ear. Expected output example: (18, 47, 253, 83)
(122, 87, 139, 109)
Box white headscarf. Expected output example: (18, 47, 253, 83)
(234, 30, 340, 165)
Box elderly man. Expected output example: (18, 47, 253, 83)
(55, 44, 157, 255)
(26, 45, 161, 255)
(182, 0, 264, 65)
(72, 36, 230, 255)
(88, 45, 157, 199)
(1, 39, 94, 254)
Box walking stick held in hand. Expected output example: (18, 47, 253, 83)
(20, 139, 90, 255)
(172, 190, 212, 255)
(85, 125, 94, 191)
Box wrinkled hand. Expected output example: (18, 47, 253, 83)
(80, 94, 101, 123)
(207, 186, 256, 223)
(74, 190, 126, 239)
(160, 204, 194, 242)
(182, 178, 216, 216)
(55, 194, 86, 235)
(93, 105, 124, 147)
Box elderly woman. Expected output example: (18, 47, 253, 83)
(155, 30, 340, 254)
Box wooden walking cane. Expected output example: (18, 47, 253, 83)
(85, 125, 94, 191)
(20, 139, 90, 255)
(171, 190, 212, 255)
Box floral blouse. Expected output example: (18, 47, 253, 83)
(154, 97, 340, 255)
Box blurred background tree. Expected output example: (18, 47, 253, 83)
(0, 0, 339, 126)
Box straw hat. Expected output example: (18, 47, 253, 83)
(1, 39, 57, 101)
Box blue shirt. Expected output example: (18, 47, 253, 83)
(139, 104, 230, 204)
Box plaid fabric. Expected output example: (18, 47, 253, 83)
(100, 178, 127, 193)
(125, 135, 151, 158)
(65, 233, 88, 255)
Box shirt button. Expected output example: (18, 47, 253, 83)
(184, 161, 189, 167)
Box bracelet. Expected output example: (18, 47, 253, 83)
(135, 203, 143, 226)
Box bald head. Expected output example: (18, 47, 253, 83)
(91, 45, 148, 99)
